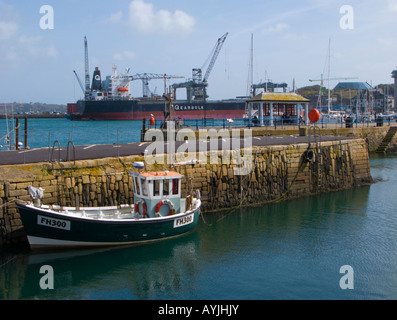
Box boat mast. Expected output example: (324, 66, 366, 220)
(327, 38, 331, 114)
(5, 104, 9, 139)
(247, 33, 254, 97)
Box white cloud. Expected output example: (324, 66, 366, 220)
(377, 37, 394, 46)
(17, 35, 58, 58)
(127, 0, 195, 34)
(0, 20, 18, 40)
(282, 32, 308, 41)
(262, 23, 289, 35)
(113, 50, 137, 61)
(388, 0, 397, 12)
(0, 3, 57, 63)
(47, 44, 58, 58)
(106, 11, 123, 24)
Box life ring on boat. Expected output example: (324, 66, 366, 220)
(134, 199, 147, 217)
(155, 199, 175, 217)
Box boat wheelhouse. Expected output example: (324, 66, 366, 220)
(130, 170, 188, 218)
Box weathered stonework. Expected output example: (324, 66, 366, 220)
(0, 138, 372, 247)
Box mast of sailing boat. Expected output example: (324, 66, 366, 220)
(162, 87, 174, 121)
(161, 74, 176, 132)
(3, 104, 12, 150)
(327, 38, 331, 114)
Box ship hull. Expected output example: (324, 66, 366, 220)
(76, 99, 246, 121)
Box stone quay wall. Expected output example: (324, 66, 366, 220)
(0, 138, 371, 247)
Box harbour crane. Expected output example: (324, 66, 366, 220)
(172, 32, 229, 102)
(309, 75, 358, 84)
(73, 70, 85, 94)
(202, 32, 228, 84)
(130, 73, 184, 98)
(309, 74, 358, 113)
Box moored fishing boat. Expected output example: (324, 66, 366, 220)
(16, 163, 201, 250)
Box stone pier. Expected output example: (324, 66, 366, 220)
(0, 138, 371, 247)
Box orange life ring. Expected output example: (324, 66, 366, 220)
(134, 199, 147, 217)
(155, 199, 175, 217)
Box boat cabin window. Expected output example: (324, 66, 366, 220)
(154, 180, 160, 196)
(133, 174, 181, 198)
(134, 177, 141, 195)
(172, 179, 179, 195)
(163, 179, 170, 195)
(141, 178, 148, 196)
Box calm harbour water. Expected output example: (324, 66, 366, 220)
(0, 118, 144, 149)
(1, 117, 256, 150)
(1, 117, 342, 150)
(1, 119, 397, 300)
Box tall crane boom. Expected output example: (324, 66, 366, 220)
(73, 70, 85, 94)
(309, 74, 358, 113)
(84, 36, 90, 93)
(172, 32, 229, 102)
(203, 32, 228, 83)
(309, 75, 358, 84)
(130, 73, 184, 97)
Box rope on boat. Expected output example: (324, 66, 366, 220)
(0, 199, 18, 209)
(0, 256, 17, 269)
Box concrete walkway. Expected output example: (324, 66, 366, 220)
(0, 134, 352, 166)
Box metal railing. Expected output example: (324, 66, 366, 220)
(2, 116, 396, 152)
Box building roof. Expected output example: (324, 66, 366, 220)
(140, 171, 183, 179)
(248, 92, 310, 103)
(333, 82, 373, 91)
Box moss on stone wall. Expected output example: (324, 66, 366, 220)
(0, 139, 371, 247)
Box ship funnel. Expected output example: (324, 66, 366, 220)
(91, 67, 102, 91)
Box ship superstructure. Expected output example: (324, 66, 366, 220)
(67, 34, 264, 121)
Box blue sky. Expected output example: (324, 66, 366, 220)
(1, 0, 397, 104)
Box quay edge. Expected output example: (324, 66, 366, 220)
(0, 137, 372, 247)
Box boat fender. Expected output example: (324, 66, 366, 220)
(195, 190, 201, 199)
(134, 199, 147, 217)
(186, 195, 192, 211)
(155, 199, 175, 217)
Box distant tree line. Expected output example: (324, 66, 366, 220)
(0, 103, 67, 115)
